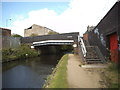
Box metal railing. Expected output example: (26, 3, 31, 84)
(94, 46, 106, 63)
(80, 38, 87, 57)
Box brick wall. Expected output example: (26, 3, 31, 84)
(87, 1, 119, 59)
(0, 28, 11, 36)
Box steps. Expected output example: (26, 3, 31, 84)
(80, 38, 105, 64)
(85, 46, 104, 64)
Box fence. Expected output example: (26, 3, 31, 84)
(2, 36, 21, 49)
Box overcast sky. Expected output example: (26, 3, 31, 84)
(1, 0, 117, 36)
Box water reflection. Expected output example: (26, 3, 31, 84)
(2, 54, 63, 88)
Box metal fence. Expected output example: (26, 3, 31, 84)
(2, 36, 21, 49)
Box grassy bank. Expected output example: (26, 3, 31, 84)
(43, 54, 68, 88)
(106, 62, 119, 88)
(2, 44, 40, 62)
(101, 62, 119, 88)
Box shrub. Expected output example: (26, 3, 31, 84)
(2, 44, 40, 62)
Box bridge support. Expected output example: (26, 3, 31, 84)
(73, 42, 79, 54)
(74, 47, 79, 54)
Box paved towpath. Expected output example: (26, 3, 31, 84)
(67, 54, 105, 88)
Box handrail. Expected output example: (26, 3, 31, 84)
(94, 46, 106, 63)
(80, 38, 87, 57)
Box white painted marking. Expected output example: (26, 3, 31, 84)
(33, 40, 74, 44)
(81, 65, 107, 68)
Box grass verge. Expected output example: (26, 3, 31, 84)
(107, 62, 119, 88)
(43, 54, 68, 88)
(102, 62, 119, 88)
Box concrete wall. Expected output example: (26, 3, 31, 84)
(24, 24, 52, 37)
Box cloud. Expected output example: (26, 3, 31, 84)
(10, 0, 117, 36)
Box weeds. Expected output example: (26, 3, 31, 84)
(106, 61, 119, 88)
(2, 44, 40, 62)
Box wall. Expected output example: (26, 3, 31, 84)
(0, 28, 20, 49)
(118, 1, 120, 61)
(87, 1, 119, 60)
(83, 26, 95, 46)
(83, 33, 89, 46)
(83, 33, 88, 41)
(0, 28, 11, 36)
(0, 30, 2, 49)
(0, 30, 1, 88)
(24, 24, 53, 37)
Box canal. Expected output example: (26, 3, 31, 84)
(2, 54, 63, 88)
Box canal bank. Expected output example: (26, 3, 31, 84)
(43, 54, 68, 88)
(2, 44, 40, 63)
(43, 54, 119, 88)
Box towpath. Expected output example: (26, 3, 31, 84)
(67, 54, 106, 88)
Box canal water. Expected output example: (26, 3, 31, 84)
(2, 54, 63, 88)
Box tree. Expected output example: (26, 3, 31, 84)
(12, 34, 22, 37)
(48, 31, 59, 35)
(30, 33, 38, 37)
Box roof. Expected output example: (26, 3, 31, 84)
(0, 27, 11, 31)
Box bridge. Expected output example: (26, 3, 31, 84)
(21, 32, 80, 54)
(33, 40, 74, 46)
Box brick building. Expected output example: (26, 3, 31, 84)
(0, 27, 11, 36)
(83, 1, 120, 63)
(83, 26, 95, 46)
(24, 24, 57, 37)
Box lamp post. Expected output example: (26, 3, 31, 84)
(6, 19, 11, 27)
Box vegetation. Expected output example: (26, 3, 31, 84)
(61, 45, 73, 52)
(30, 33, 38, 37)
(48, 31, 59, 35)
(12, 34, 22, 37)
(101, 61, 119, 88)
(2, 44, 40, 62)
(106, 62, 119, 88)
(43, 54, 68, 88)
